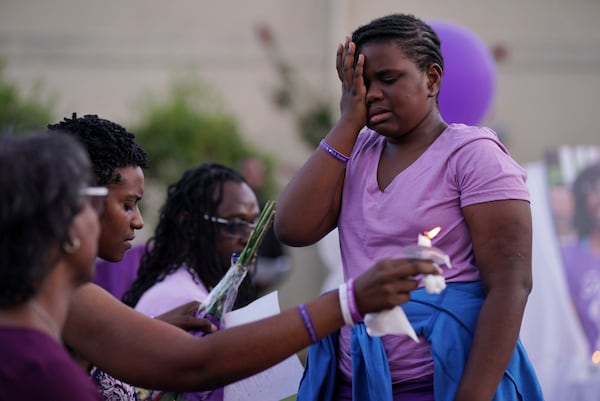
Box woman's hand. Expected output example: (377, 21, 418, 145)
(353, 259, 442, 315)
(155, 301, 217, 333)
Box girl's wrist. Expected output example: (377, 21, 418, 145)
(335, 114, 365, 134)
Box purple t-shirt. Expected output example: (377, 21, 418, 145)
(92, 244, 145, 300)
(338, 124, 530, 383)
(0, 327, 103, 401)
(561, 239, 600, 353)
(134, 266, 209, 317)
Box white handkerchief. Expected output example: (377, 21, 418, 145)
(421, 274, 446, 294)
(362, 243, 451, 343)
(364, 306, 419, 342)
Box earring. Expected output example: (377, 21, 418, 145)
(62, 237, 81, 254)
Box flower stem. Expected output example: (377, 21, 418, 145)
(237, 200, 276, 267)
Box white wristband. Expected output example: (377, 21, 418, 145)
(338, 283, 355, 326)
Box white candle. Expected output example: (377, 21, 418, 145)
(417, 233, 431, 247)
(417, 227, 446, 294)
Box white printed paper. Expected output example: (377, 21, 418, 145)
(223, 291, 304, 401)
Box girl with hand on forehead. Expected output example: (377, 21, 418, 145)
(276, 13, 543, 401)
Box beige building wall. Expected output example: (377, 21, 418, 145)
(1, 0, 600, 309)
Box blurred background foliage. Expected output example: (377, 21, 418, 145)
(255, 23, 334, 150)
(0, 64, 278, 200)
(0, 59, 56, 136)
(131, 75, 278, 199)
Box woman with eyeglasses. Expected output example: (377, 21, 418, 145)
(0, 132, 107, 400)
(122, 162, 261, 319)
(121, 162, 261, 400)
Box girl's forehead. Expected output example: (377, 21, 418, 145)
(361, 44, 413, 69)
(360, 41, 410, 62)
(359, 38, 403, 51)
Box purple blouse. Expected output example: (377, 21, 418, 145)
(0, 327, 103, 401)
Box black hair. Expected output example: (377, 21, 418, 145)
(122, 163, 257, 309)
(47, 113, 148, 185)
(572, 162, 600, 237)
(351, 13, 444, 72)
(0, 131, 92, 307)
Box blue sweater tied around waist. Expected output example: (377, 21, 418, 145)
(297, 281, 544, 401)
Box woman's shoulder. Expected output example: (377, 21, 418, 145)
(352, 127, 384, 155)
(357, 126, 383, 141)
(440, 124, 512, 162)
(443, 123, 501, 144)
(135, 267, 207, 316)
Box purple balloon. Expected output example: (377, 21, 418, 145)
(429, 20, 497, 126)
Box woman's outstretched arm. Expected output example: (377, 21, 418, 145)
(64, 258, 440, 391)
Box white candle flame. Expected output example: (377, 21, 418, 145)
(424, 226, 441, 240)
(417, 226, 441, 247)
(592, 350, 600, 365)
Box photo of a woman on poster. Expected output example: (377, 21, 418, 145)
(561, 161, 600, 356)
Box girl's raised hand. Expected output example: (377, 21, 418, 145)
(336, 36, 367, 129)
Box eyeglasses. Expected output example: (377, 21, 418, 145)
(203, 214, 257, 239)
(81, 186, 108, 216)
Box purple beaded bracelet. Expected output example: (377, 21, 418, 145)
(297, 303, 319, 344)
(346, 278, 363, 323)
(319, 139, 350, 164)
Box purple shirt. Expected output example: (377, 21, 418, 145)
(134, 266, 209, 317)
(92, 244, 145, 300)
(0, 327, 103, 401)
(338, 124, 530, 383)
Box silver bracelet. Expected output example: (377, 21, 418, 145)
(338, 282, 355, 326)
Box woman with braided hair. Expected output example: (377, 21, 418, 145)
(47, 115, 211, 330)
(122, 162, 261, 401)
(123, 162, 260, 314)
(47, 113, 148, 266)
(275, 13, 543, 401)
(48, 114, 216, 400)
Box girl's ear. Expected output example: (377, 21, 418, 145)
(426, 63, 443, 98)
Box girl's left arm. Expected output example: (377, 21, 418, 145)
(455, 199, 532, 401)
